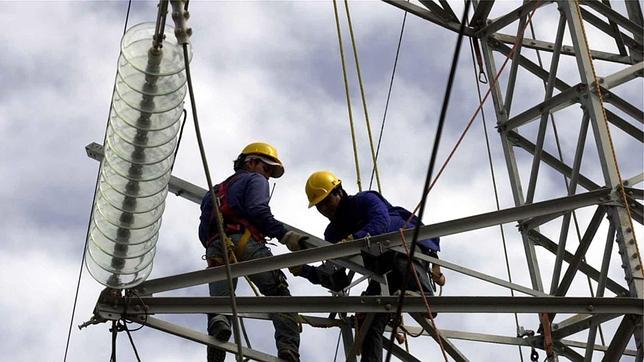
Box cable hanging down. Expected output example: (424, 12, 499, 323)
(385, 2, 472, 361)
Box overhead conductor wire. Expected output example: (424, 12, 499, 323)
(332, 0, 362, 191)
(63, 1, 132, 361)
(466, 7, 523, 361)
(181, 31, 245, 362)
(343, 0, 382, 193)
(385, 2, 471, 362)
(370, 9, 408, 191)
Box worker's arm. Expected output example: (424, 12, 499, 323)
(241, 173, 288, 240)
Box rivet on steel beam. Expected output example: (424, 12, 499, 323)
(586, 304, 594, 311)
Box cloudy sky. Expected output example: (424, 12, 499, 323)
(1, 1, 641, 361)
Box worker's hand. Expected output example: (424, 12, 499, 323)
(431, 264, 446, 286)
(281, 231, 309, 251)
(339, 234, 354, 243)
(288, 265, 303, 276)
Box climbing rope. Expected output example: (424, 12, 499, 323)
(343, 0, 382, 193)
(332, 0, 362, 192)
(571, 0, 642, 273)
(63, 2, 132, 361)
(386, 3, 472, 362)
(182, 42, 245, 362)
(371, 10, 407, 191)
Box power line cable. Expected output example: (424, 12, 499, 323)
(384, 2, 471, 361)
(466, 11, 523, 361)
(63, 2, 132, 361)
(343, 0, 382, 193)
(332, 0, 362, 191)
(370, 9, 408, 191)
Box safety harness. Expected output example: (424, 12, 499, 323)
(202, 173, 265, 257)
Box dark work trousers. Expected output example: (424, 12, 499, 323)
(206, 233, 300, 361)
(360, 252, 433, 362)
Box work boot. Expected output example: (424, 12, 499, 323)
(277, 349, 300, 362)
(209, 320, 232, 342)
(207, 346, 226, 362)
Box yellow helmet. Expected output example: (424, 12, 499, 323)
(305, 171, 342, 208)
(240, 142, 285, 178)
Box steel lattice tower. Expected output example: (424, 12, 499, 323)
(85, 1, 643, 361)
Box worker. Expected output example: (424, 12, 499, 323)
(290, 170, 445, 362)
(198, 142, 307, 362)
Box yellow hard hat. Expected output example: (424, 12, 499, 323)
(241, 142, 285, 178)
(305, 171, 342, 208)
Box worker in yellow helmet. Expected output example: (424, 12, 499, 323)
(293, 171, 444, 362)
(198, 142, 306, 362)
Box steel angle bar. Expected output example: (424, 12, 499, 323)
(605, 109, 644, 141)
(410, 313, 469, 362)
(136, 239, 378, 295)
(392, 247, 549, 297)
(625, 174, 644, 187)
(419, 0, 457, 22)
(502, 8, 531, 117)
(488, 38, 571, 91)
(552, 314, 621, 339)
(555, 206, 607, 296)
(525, 14, 568, 205)
(341, 322, 357, 362)
(528, 230, 629, 296)
(437, 0, 459, 22)
(382, 338, 422, 362)
(602, 314, 641, 361)
(600, 87, 644, 124)
(550, 113, 590, 294)
(564, 339, 638, 357)
(561, 0, 644, 300)
(600, 61, 644, 89)
(392, 325, 638, 356)
(501, 84, 585, 131)
(579, 8, 643, 54)
(130, 315, 281, 362)
(490, 33, 633, 64)
(581, 0, 644, 42)
(475, 0, 551, 37)
(381, 0, 472, 34)
(100, 296, 644, 315)
(555, 342, 585, 361)
(507, 131, 600, 191)
(470, 0, 494, 27)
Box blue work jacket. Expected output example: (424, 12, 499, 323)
(198, 170, 287, 243)
(301, 191, 439, 284)
(324, 191, 440, 251)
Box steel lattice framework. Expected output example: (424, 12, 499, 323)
(85, 0, 643, 361)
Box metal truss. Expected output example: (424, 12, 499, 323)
(85, 0, 643, 361)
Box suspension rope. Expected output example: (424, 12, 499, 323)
(527, 19, 606, 345)
(371, 10, 408, 191)
(385, 3, 472, 362)
(63, 2, 132, 361)
(467, 10, 523, 361)
(572, 0, 642, 280)
(343, 0, 382, 193)
(332, 0, 362, 191)
(182, 42, 244, 361)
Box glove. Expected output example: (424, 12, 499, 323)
(288, 265, 303, 276)
(281, 231, 309, 251)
